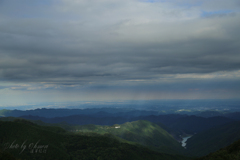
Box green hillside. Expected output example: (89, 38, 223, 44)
(71, 120, 184, 154)
(186, 121, 240, 157)
(0, 119, 191, 160)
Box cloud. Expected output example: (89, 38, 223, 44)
(0, 0, 239, 102)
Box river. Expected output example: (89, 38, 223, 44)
(181, 136, 192, 148)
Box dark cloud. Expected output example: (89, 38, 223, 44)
(0, 0, 239, 102)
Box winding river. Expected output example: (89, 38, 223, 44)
(181, 136, 192, 148)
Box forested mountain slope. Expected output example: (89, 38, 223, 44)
(196, 138, 240, 160)
(187, 121, 240, 157)
(0, 119, 191, 160)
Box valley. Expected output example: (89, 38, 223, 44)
(1, 106, 240, 159)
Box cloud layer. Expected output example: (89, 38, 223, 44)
(0, 0, 240, 103)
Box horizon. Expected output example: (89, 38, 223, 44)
(1, 99, 240, 111)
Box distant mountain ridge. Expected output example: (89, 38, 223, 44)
(0, 108, 163, 118)
(1, 108, 240, 119)
(20, 114, 235, 135)
(166, 115, 234, 134)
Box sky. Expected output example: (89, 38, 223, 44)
(0, 0, 240, 106)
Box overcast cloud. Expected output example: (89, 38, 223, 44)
(0, 0, 240, 104)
